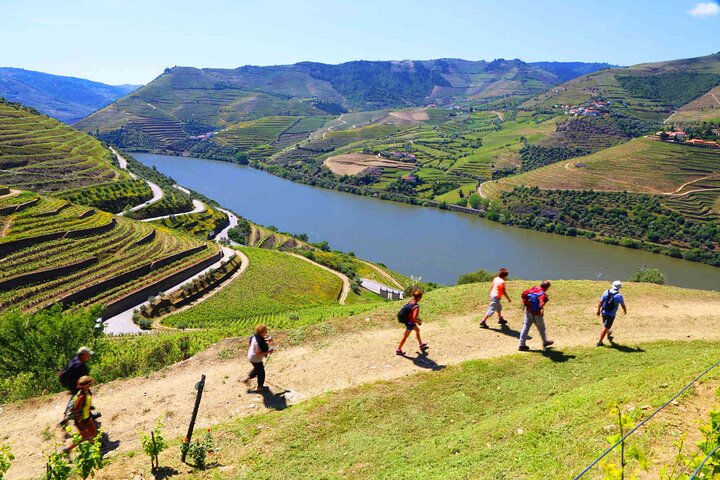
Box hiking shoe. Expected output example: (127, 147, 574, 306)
(395, 349, 405, 356)
(596, 341, 605, 347)
(256, 386, 269, 393)
(498, 318, 508, 325)
(543, 340, 555, 349)
(479, 321, 489, 329)
(419, 343, 429, 351)
(518, 345, 530, 352)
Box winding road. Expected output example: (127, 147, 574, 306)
(110, 147, 164, 216)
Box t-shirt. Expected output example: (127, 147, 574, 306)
(600, 289, 625, 318)
(247, 334, 269, 363)
(490, 277, 506, 299)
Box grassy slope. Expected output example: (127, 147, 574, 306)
(98, 279, 720, 479)
(209, 341, 720, 479)
(484, 137, 720, 198)
(164, 247, 345, 328)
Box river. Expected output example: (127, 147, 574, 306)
(136, 153, 720, 290)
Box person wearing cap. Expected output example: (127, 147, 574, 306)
(596, 281, 627, 347)
(64, 375, 97, 453)
(59, 346, 93, 395)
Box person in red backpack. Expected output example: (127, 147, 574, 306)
(395, 290, 429, 356)
(518, 280, 554, 351)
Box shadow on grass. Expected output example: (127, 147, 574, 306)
(608, 342, 645, 353)
(401, 351, 446, 371)
(536, 348, 576, 363)
(152, 466, 179, 479)
(259, 387, 290, 411)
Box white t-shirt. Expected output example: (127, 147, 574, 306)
(247, 335, 265, 363)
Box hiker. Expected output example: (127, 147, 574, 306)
(596, 280, 627, 347)
(396, 290, 429, 356)
(243, 325, 274, 392)
(58, 346, 93, 425)
(63, 376, 98, 453)
(480, 268, 512, 328)
(518, 280, 554, 351)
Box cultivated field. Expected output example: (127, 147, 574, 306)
(324, 153, 414, 175)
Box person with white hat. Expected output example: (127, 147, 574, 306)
(596, 281, 627, 346)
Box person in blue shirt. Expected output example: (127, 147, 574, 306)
(596, 280, 627, 346)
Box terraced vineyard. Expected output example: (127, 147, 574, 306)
(126, 117, 186, 144)
(0, 193, 219, 315)
(213, 116, 299, 150)
(0, 100, 153, 210)
(664, 177, 720, 221)
(162, 247, 344, 328)
(486, 138, 720, 199)
(150, 203, 229, 239)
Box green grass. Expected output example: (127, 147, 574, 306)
(214, 116, 300, 150)
(151, 340, 720, 479)
(164, 247, 345, 328)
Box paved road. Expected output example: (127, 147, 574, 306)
(103, 246, 237, 334)
(215, 207, 242, 246)
(110, 147, 165, 215)
(140, 198, 205, 222)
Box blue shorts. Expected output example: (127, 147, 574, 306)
(602, 314, 615, 329)
(405, 322, 418, 331)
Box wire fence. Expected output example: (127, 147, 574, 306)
(573, 357, 720, 479)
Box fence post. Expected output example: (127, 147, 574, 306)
(181, 374, 206, 462)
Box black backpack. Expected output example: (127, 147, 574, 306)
(58, 361, 74, 389)
(602, 290, 617, 311)
(397, 302, 417, 323)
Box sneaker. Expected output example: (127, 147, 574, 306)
(518, 345, 530, 352)
(479, 321, 489, 329)
(395, 349, 405, 356)
(596, 341, 605, 347)
(242, 377, 251, 386)
(419, 343, 429, 351)
(498, 318, 508, 325)
(543, 340, 555, 349)
(256, 386, 269, 393)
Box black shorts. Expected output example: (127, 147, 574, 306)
(602, 314, 616, 329)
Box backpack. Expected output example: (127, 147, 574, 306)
(523, 288, 544, 312)
(397, 302, 417, 324)
(58, 361, 75, 390)
(602, 290, 618, 311)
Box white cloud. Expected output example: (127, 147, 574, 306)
(688, 2, 720, 17)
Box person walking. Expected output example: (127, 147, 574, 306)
(518, 280, 554, 351)
(58, 346, 93, 425)
(596, 280, 627, 346)
(63, 376, 98, 453)
(396, 290, 429, 356)
(243, 325, 274, 392)
(480, 268, 512, 328)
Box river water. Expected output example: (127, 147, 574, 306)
(137, 153, 720, 290)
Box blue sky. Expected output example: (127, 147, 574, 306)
(1, 0, 718, 85)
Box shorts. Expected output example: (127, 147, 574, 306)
(405, 322, 418, 331)
(602, 314, 616, 329)
(486, 296, 502, 316)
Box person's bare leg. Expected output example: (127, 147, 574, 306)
(397, 329, 412, 351)
(415, 326, 423, 346)
(598, 327, 609, 344)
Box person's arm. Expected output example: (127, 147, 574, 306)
(410, 305, 420, 324)
(620, 297, 627, 315)
(597, 300, 603, 316)
(503, 289, 512, 303)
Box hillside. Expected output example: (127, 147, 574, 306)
(74, 58, 610, 139)
(0, 67, 139, 123)
(522, 52, 720, 124)
(3, 280, 720, 479)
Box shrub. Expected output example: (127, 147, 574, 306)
(0, 445, 14, 480)
(141, 418, 168, 472)
(457, 269, 495, 285)
(629, 267, 665, 285)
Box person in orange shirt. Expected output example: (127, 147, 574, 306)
(480, 268, 512, 328)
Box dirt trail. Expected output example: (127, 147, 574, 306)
(358, 259, 404, 290)
(3, 297, 720, 479)
(287, 252, 351, 304)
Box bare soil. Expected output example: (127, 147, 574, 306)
(323, 153, 413, 176)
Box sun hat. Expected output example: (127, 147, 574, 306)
(612, 280, 623, 290)
(77, 376, 94, 387)
(77, 346, 94, 356)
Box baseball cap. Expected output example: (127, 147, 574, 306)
(612, 281, 623, 290)
(77, 376, 94, 387)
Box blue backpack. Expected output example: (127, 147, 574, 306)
(397, 302, 417, 323)
(523, 288, 544, 312)
(602, 290, 618, 311)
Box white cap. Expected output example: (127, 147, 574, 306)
(612, 281, 623, 290)
(77, 346, 94, 356)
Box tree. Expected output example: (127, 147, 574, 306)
(468, 193, 482, 209)
(629, 267, 665, 285)
(457, 269, 495, 285)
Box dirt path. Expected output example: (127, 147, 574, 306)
(358, 259, 404, 290)
(3, 295, 720, 479)
(663, 111, 677, 124)
(491, 110, 504, 121)
(110, 148, 165, 216)
(286, 252, 351, 305)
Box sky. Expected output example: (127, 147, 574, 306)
(1, 0, 718, 85)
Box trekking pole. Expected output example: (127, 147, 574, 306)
(181, 374, 205, 463)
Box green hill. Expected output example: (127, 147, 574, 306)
(0, 67, 139, 123)
(74, 59, 611, 143)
